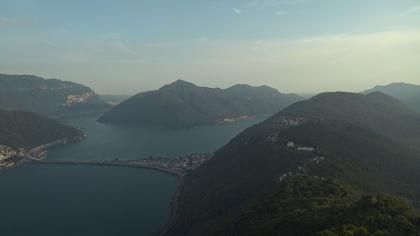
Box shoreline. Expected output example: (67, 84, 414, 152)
(154, 176, 183, 236)
(24, 152, 211, 236)
(98, 114, 269, 128)
(215, 114, 272, 124)
(24, 155, 204, 236)
(24, 153, 212, 178)
(25, 159, 183, 177)
(0, 134, 86, 170)
(26, 134, 87, 161)
(21, 130, 211, 236)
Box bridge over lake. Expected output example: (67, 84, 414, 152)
(24, 153, 213, 177)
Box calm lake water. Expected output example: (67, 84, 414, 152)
(0, 115, 264, 236)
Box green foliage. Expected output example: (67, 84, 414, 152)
(216, 176, 420, 236)
(162, 92, 420, 236)
(0, 73, 109, 116)
(0, 109, 84, 148)
(99, 80, 302, 127)
(363, 82, 420, 112)
(277, 91, 420, 147)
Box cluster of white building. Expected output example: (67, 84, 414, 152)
(286, 141, 316, 152)
(17, 83, 76, 92)
(221, 115, 255, 123)
(274, 116, 307, 127)
(63, 92, 94, 106)
(132, 153, 213, 176)
(0, 145, 25, 169)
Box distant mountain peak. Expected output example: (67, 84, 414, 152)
(228, 84, 271, 89)
(376, 82, 413, 87)
(362, 82, 420, 112)
(227, 84, 264, 91)
(99, 81, 304, 127)
(171, 79, 196, 86)
(229, 84, 253, 88)
(365, 82, 420, 92)
(365, 90, 394, 98)
(159, 79, 199, 91)
(287, 91, 403, 110)
(308, 91, 399, 102)
(312, 91, 356, 98)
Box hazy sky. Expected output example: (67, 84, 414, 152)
(1, 0, 420, 94)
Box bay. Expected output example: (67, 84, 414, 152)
(0, 115, 264, 236)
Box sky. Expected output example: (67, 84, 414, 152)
(1, 0, 420, 95)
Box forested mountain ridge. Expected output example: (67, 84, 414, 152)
(274, 91, 420, 147)
(214, 176, 420, 236)
(98, 80, 303, 127)
(363, 82, 420, 112)
(0, 109, 84, 149)
(161, 92, 420, 236)
(0, 73, 110, 117)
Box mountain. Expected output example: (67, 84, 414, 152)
(277, 91, 420, 147)
(98, 80, 303, 127)
(160, 92, 420, 236)
(215, 176, 420, 236)
(0, 73, 110, 117)
(363, 82, 420, 112)
(0, 109, 84, 148)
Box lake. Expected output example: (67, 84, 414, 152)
(0, 115, 264, 236)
